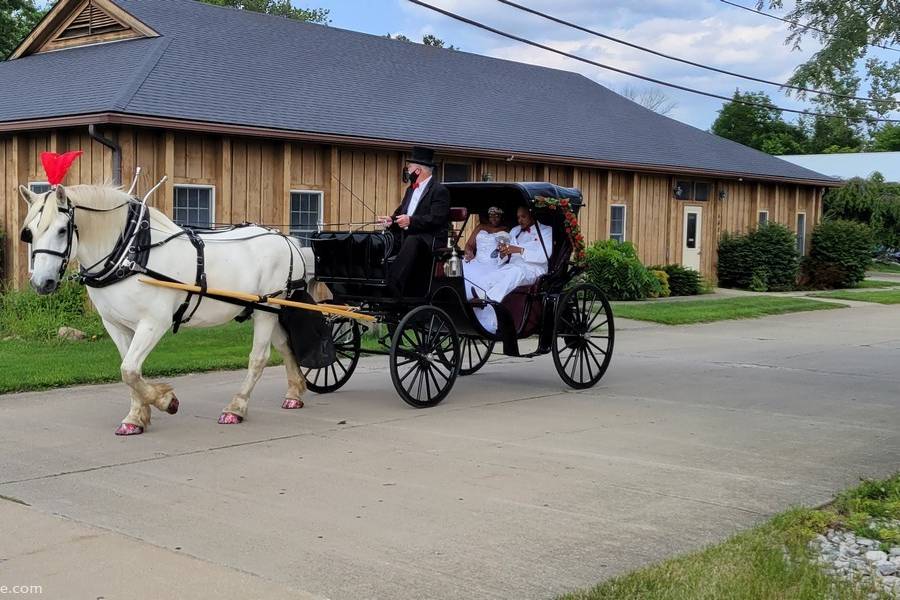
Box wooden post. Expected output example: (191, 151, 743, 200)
(281, 142, 292, 231)
(754, 182, 761, 225)
(327, 145, 339, 227)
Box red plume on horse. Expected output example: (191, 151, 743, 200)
(40, 150, 83, 186)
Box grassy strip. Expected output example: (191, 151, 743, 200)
(611, 296, 845, 325)
(810, 290, 900, 305)
(0, 322, 383, 394)
(559, 474, 900, 600)
(870, 262, 900, 274)
(853, 279, 900, 288)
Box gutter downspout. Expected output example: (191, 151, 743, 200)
(88, 124, 121, 186)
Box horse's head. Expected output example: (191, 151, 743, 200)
(19, 184, 77, 295)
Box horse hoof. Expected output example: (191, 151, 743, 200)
(167, 396, 180, 415)
(282, 398, 304, 410)
(115, 423, 144, 436)
(218, 412, 243, 425)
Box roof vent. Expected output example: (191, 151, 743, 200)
(56, 1, 128, 40)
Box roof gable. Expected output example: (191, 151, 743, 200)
(10, 0, 157, 59)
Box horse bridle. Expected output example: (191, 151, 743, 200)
(20, 191, 78, 283)
(20, 190, 132, 284)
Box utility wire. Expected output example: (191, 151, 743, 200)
(497, 0, 897, 106)
(407, 0, 900, 123)
(719, 0, 900, 54)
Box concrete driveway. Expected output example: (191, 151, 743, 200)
(2, 301, 899, 600)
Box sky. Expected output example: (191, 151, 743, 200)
(302, 0, 896, 131)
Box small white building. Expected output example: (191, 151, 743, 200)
(777, 152, 900, 183)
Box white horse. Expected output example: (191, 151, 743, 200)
(19, 183, 318, 435)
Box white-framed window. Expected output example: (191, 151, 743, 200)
(609, 204, 627, 242)
(758, 211, 769, 226)
(25, 182, 52, 273)
(173, 185, 215, 228)
(796, 212, 807, 255)
(290, 190, 324, 247)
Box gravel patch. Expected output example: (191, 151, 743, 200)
(810, 520, 900, 598)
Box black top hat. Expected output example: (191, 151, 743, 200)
(407, 146, 436, 168)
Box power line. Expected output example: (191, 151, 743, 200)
(407, 0, 900, 123)
(496, 0, 897, 106)
(719, 0, 900, 54)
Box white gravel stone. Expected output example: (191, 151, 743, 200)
(876, 560, 899, 576)
(867, 550, 888, 562)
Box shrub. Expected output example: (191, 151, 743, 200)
(584, 239, 659, 301)
(717, 223, 799, 291)
(648, 264, 702, 296)
(649, 270, 670, 298)
(801, 220, 874, 289)
(0, 281, 104, 340)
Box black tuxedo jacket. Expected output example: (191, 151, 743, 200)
(391, 178, 450, 248)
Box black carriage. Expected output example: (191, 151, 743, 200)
(306, 182, 614, 407)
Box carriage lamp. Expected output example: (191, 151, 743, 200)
(444, 237, 463, 278)
(718, 189, 727, 201)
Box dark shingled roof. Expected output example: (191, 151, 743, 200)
(0, 0, 838, 185)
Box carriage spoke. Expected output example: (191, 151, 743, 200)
(585, 342, 604, 374)
(586, 339, 609, 356)
(423, 366, 433, 400)
(398, 362, 419, 384)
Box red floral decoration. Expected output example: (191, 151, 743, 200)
(534, 195, 586, 266)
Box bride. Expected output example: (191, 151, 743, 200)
(463, 206, 508, 302)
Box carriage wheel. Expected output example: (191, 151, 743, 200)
(458, 336, 494, 376)
(302, 318, 361, 394)
(552, 283, 614, 389)
(390, 306, 460, 408)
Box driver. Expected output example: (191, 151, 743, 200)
(378, 147, 450, 297)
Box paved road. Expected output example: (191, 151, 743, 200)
(1, 301, 899, 600)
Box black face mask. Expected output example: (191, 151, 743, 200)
(403, 167, 419, 185)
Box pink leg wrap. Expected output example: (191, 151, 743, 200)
(218, 412, 243, 425)
(115, 422, 144, 436)
(281, 398, 304, 410)
(167, 396, 180, 415)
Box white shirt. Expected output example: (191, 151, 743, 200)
(405, 175, 432, 217)
(509, 222, 553, 275)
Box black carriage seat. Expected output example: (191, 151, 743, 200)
(499, 229, 573, 337)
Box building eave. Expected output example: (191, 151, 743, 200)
(0, 112, 843, 187)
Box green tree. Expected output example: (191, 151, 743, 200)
(871, 124, 900, 152)
(760, 1, 900, 124)
(1, 0, 45, 60)
(387, 33, 457, 50)
(806, 115, 865, 154)
(824, 173, 900, 248)
(200, 0, 329, 23)
(711, 90, 808, 154)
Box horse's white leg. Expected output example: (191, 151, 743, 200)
(102, 319, 153, 433)
(220, 312, 277, 424)
(116, 319, 177, 436)
(271, 324, 306, 410)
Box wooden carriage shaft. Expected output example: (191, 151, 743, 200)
(138, 278, 376, 322)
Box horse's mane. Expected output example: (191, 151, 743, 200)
(65, 184, 182, 234)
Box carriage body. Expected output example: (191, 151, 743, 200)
(306, 182, 614, 407)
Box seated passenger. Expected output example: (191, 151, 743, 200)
(463, 206, 509, 300)
(473, 206, 553, 333)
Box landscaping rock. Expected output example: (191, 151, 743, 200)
(891, 548, 900, 557)
(57, 326, 86, 341)
(876, 560, 898, 576)
(809, 519, 900, 597)
(867, 550, 888, 563)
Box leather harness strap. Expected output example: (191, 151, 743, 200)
(170, 228, 207, 333)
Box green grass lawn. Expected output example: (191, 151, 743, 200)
(559, 474, 900, 600)
(0, 321, 383, 394)
(810, 290, 900, 304)
(870, 262, 900, 274)
(611, 296, 845, 325)
(853, 279, 900, 288)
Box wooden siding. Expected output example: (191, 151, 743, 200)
(0, 126, 827, 288)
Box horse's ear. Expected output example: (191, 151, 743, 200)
(55, 184, 67, 203)
(18, 185, 34, 206)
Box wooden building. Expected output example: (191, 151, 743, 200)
(0, 0, 839, 288)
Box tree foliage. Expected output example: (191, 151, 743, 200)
(711, 90, 807, 154)
(760, 1, 900, 127)
(387, 32, 457, 50)
(871, 124, 900, 152)
(824, 173, 900, 249)
(1, 0, 44, 60)
(200, 0, 329, 23)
